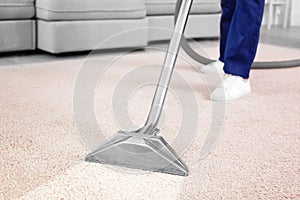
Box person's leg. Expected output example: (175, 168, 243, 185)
(223, 0, 265, 79)
(199, 0, 236, 74)
(219, 0, 236, 62)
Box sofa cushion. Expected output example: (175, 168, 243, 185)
(0, 20, 36, 52)
(146, 0, 221, 15)
(36, 0, 146, 21)
(0, 0, 35, 19)
(37, 19, 148, 53)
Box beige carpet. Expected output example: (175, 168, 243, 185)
(0, 43, 299, 199)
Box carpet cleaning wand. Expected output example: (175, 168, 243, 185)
(85, 0, 195, 176)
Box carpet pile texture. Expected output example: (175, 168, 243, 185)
(0, 43, 299, 199)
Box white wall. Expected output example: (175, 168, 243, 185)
(291, 0, 300, 26)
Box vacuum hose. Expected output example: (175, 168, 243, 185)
(175, 0, 300, 69)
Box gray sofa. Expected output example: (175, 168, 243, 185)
(0, 0, 221, 54)
(146, 0, 220, 42)
(0, 0, 36, 53)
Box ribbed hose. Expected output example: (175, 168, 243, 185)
(175, 0, 300, 69)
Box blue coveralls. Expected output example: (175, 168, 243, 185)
(219, 0, 265, 79)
